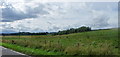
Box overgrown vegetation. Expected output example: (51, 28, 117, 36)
(2, 43, 62, 56)
(1, 28, 119, 55)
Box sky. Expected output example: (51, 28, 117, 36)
(0, 0, 118, 33)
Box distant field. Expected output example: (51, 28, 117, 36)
(1, 29, 119, 55)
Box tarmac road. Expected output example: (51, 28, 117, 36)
(0, 46, 29, 57)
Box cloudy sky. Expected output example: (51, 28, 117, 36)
(0, 0, 118, 33)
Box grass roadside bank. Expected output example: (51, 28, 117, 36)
(1, 29, 119, 56)
(1, 43, 63, 56)
(1, 43, 120, 57)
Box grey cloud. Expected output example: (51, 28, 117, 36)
(92, 15, 109, 28)
(2, 3, 49, 22)
(1, 23, 17, 33)
(48, 26, 60, 32)
(33, 28, 44, 32)
(2, 7, 36, 22)
(25, 3, 49, 15)
(2, 29, 16, 33)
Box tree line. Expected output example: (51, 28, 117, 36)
(1, 26, 91, 36)
(52, 26, 91, 35)
(1, 32, 49, 36)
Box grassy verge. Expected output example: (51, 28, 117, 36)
(2, 43, 63, 55)
(2, 29, 119, 55)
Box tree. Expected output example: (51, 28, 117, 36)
(54, 26, 91, 35)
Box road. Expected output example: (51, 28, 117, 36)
(0, 46, 29, 57)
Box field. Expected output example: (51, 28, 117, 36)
(1, 29, 119, 56)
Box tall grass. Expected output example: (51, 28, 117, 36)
(2, 29, 119, 55)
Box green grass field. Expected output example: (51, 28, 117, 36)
(1, 28, 119, 55)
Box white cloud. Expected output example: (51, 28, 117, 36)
(3, 0, 119, 2)
(1, 2, 118, 33)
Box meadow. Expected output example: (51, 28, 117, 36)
(1, 28, 119, 56)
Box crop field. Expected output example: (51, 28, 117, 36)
(1, 29, 119, 56)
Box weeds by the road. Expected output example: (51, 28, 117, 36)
(2, 29, 119, 55)
(2, 43, 62, 55)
